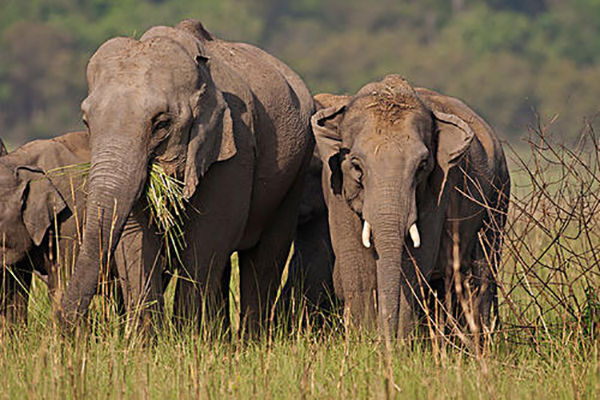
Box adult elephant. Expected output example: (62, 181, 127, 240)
(312, 75, 510, 338)
(60, 19, 315, 333)
(0, 132, 161, 326)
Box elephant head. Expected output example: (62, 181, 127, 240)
(0, 161, 67, 265)
(312, 75, 474, 337)
(60, 20, 236, 323)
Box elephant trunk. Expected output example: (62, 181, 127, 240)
(368, 181, 416, 339)
(60, 135, 149, 325)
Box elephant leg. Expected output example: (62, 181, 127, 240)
(238, 174, 306, 337)
(287, 218, 336, 318)
(172, 249, 230, 334)
(113, 213, 164, 333)
(1, 260, 32, 326)
(110, 270, 126, 316)
(471, 216, 504, 333)
(221, 258, 231, 333)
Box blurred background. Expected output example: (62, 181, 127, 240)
(0, 0, 598, 148)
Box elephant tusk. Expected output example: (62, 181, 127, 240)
(362, 220, 372, 248)
(409, 223, 421, 248)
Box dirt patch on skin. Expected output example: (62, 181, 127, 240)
(364, 75, 427, 126)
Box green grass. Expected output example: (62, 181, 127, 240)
(0, 250, 597, 399)
(0, 272, 596, 399)
(1, 125, 598, 399)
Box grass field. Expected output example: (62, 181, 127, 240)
(0, 278, 596, 399)
(0, 123, 598, 399)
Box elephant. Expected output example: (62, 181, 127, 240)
(312, 75, 510, 338)
(284, 150, 336, 320)
(0, 131, 163, 328)
(59, 19, 315, 334)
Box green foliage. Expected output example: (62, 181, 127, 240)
(0, 0, 598, 145)
(145, 163, 187, 265)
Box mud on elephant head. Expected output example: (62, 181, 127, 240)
(312, 75, 509, 337)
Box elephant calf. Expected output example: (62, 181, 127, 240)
(284, 151, 336, 319)
(312, 75, 510, 338)
(0, 132, 162, 327)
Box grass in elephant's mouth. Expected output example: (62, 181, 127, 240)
(48, 162, 187, 263)
(144, 163, 187, 263)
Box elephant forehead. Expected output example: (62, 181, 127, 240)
(93, 38, 198, 91)
(356, 131, 423, 156)
(142, 38, 199, 87)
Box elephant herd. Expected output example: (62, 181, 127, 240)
(0, 19, 510, 339)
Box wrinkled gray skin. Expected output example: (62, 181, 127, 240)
(60, 20, 314, 333)
(0, 132, 160, 326)
(284, 151, 335, 317)
(313, 75, 510, 338)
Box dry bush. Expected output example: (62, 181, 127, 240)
(499, 115, 600, 344)
(400, 115, 600, 359)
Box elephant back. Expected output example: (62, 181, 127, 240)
(177, 19, 314, 131)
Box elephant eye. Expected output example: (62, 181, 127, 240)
(153, 114, 171, 133)
(154, 120, 170, 132)
(417, 159, 428, 172)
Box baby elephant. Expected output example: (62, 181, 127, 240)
(285, 151, 336, 319)
(0, 132, 163, 327)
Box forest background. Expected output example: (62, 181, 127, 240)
(1, 0, 599, 148)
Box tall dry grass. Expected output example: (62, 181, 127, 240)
(0, 116, 597, 398)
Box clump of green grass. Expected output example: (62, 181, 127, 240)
(144, 163, 187, 264)
(48, 162, 187, 263)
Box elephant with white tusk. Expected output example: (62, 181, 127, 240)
(312, 75, 510, 338)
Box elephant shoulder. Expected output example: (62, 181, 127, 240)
(232, 42, 314, 117)
(207, 39, 311, 122)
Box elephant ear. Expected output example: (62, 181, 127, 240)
(432, 109, 475, 202)
(0, 139, 7, 156)
(183, 82, 236, 199)
(16, 167, 67, 246)
(312, 105, 345, 163)
(312, 101, 347, 196)
(140, 23, 236, 199)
